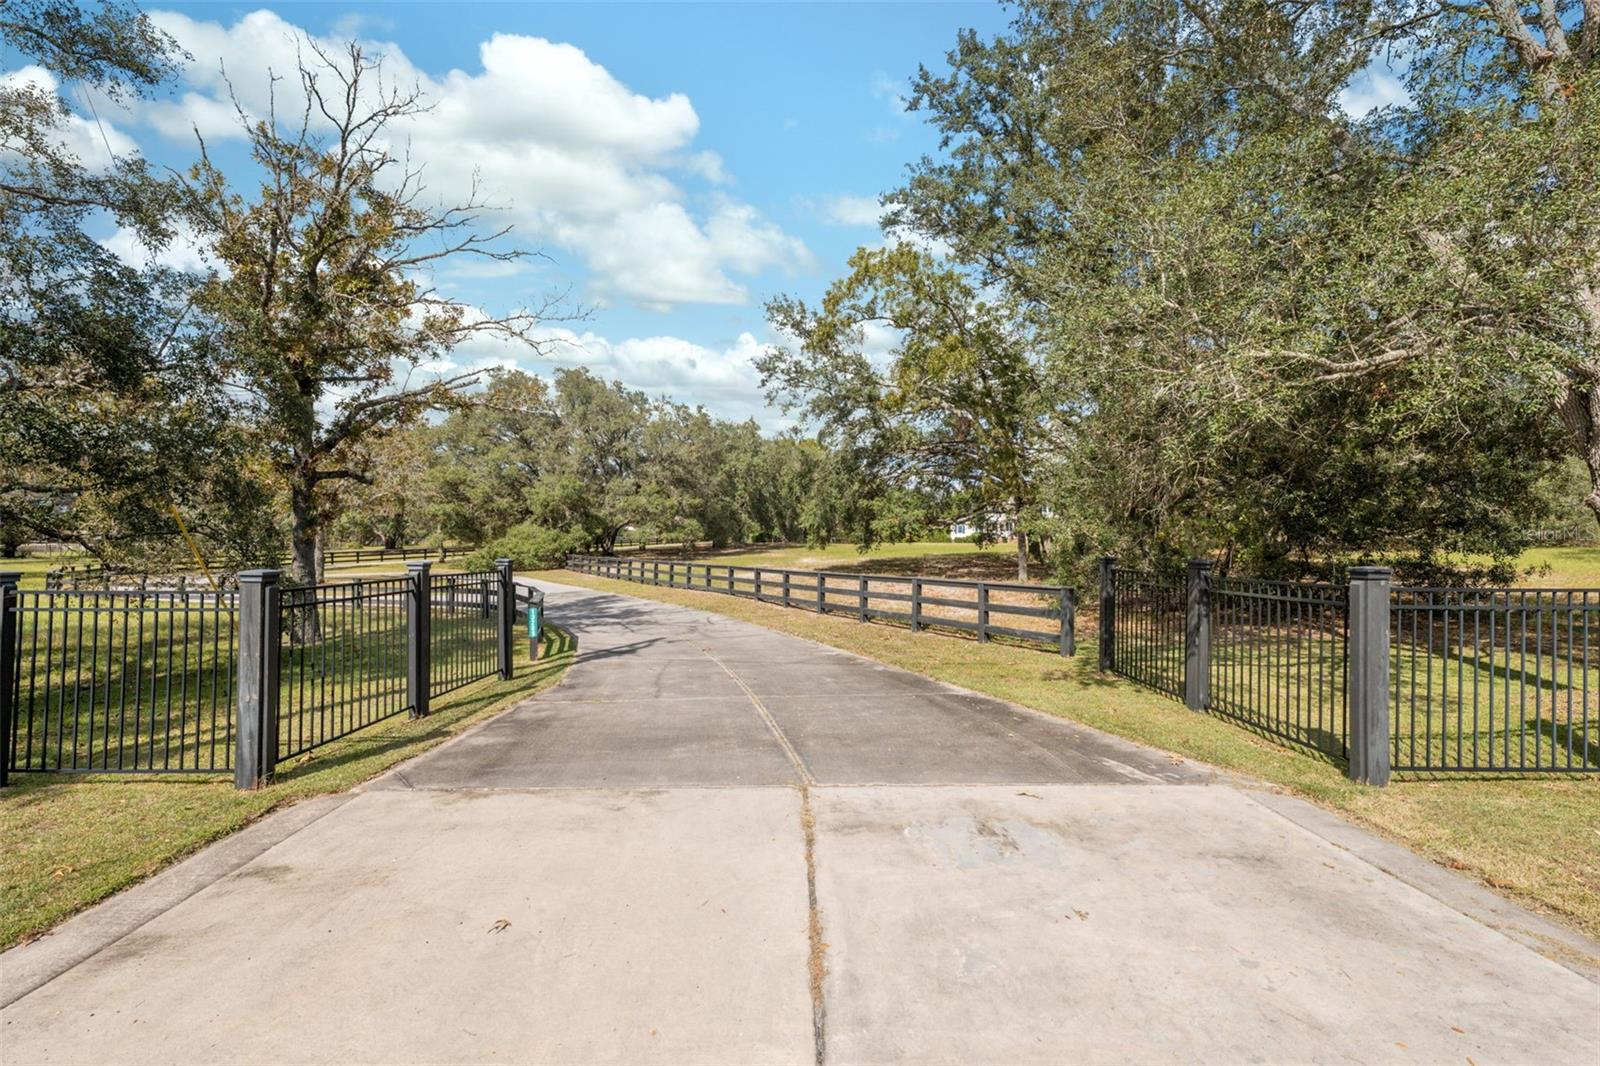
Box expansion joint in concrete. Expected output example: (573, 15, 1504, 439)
(701, 647, 814, 787)
(701, 646, 827, 1062)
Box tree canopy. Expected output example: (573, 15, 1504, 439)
(0, 0, 272, 570)
(762, 244, 1053, 577)
(764, 0, 1598, 580)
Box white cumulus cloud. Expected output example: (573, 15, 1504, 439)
(822, 194, 885, 227)
(1, 65, 140, 168)
(100, 220, 214, 273)
(138, 9, 809, 309)
(1338, 60, 1411, 118)
(448, 322, 783, 425)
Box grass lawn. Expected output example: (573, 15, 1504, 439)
(0, 626, 574, 949)
(2, 555, 85, 592)
(539, 568, 1600, 942)
(1514, 547, 1600, 587)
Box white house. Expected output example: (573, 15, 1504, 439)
(949, 512, 1016, 540)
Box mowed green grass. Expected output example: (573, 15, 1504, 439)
(540, 568, 1600, 944)
(0, 627, 574, 949)
(1514, 547, 1600, 587)
(3, 555, 84, 592)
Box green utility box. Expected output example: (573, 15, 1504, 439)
(526, 593, 544, 660)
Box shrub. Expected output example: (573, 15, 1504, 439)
(464, 522, 585, 571)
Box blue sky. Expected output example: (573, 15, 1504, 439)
(18, 1, 1015, 426)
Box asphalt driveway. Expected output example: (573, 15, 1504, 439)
(3, 578, 1596, 1064)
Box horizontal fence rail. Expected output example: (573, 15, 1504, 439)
(323, 545, 447, 566)
(1, 560, 519, 789)
(566, 554, 1075, 656)
(1391, 588, 1598, 775)
(44, 565, 229, 592)
(45, 544, 452, 587)
(4, 589, 238, 774)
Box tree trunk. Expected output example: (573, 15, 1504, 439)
(1015, 528, 1030, 582)
(1575, 283, 1600, 526)
(1557, 369, 1600, 529)
(1582, 441, 1600, 531)
(288, 476, 323, 645)
(381, 512, 406, 549)
(290, 479, 320, 584)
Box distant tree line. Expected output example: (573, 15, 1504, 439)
(332, 367, 953, 570)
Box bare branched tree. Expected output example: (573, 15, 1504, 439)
(187, 38, 581, 587)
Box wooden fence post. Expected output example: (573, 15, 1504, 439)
(977, 585, 990, 642)
(910, 578, 923, 632)
(1059, 587, 1075, 658)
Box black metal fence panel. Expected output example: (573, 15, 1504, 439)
(277, 578, 413, 762)
(1104, 562, 1600, 779)
(6, 589, 237, 773)
(4, 566, 517, 784)
(1108, 568, 1185, 698)
(1391, 587, 1599, 774)
(1208, 578, 1349, 760)
(565, 554, 1074, 655)
(429, 570, 500, 698)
